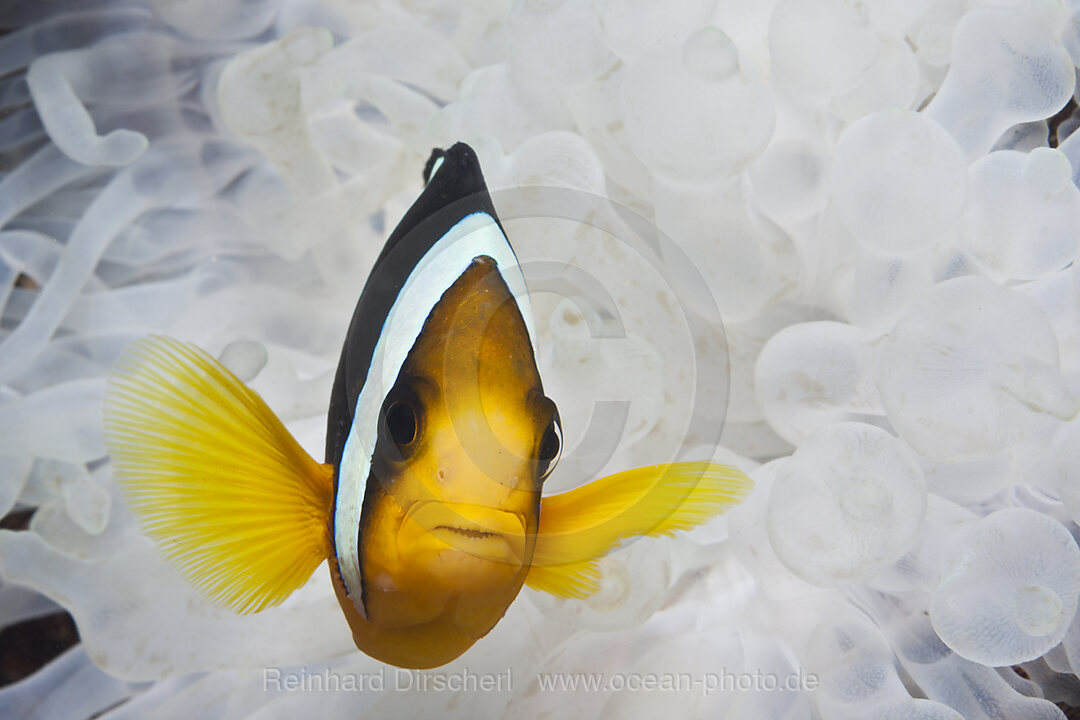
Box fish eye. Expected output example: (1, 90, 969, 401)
(537, 410, 562, 481)
(385, 401, 417, 446)
(379, 385, 424, 460)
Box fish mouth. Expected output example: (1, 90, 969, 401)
(434, 526, 498, 540)
(397, 501, 527, 565)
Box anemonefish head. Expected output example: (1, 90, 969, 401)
(325, 143, 561, 667)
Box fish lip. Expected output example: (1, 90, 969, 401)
(398, 501, 527, 563)
(403, 501, 526, 537)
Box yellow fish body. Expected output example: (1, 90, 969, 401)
(104, 143, 752, 669)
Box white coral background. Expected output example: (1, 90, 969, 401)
(3, 1, 1080, 718)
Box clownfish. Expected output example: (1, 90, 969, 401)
(103, 143, 752, 669)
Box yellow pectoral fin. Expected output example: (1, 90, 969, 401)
(525, 462, 753, 599)
(521, 559, 602, 600)
(104, 335, 334, 614)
